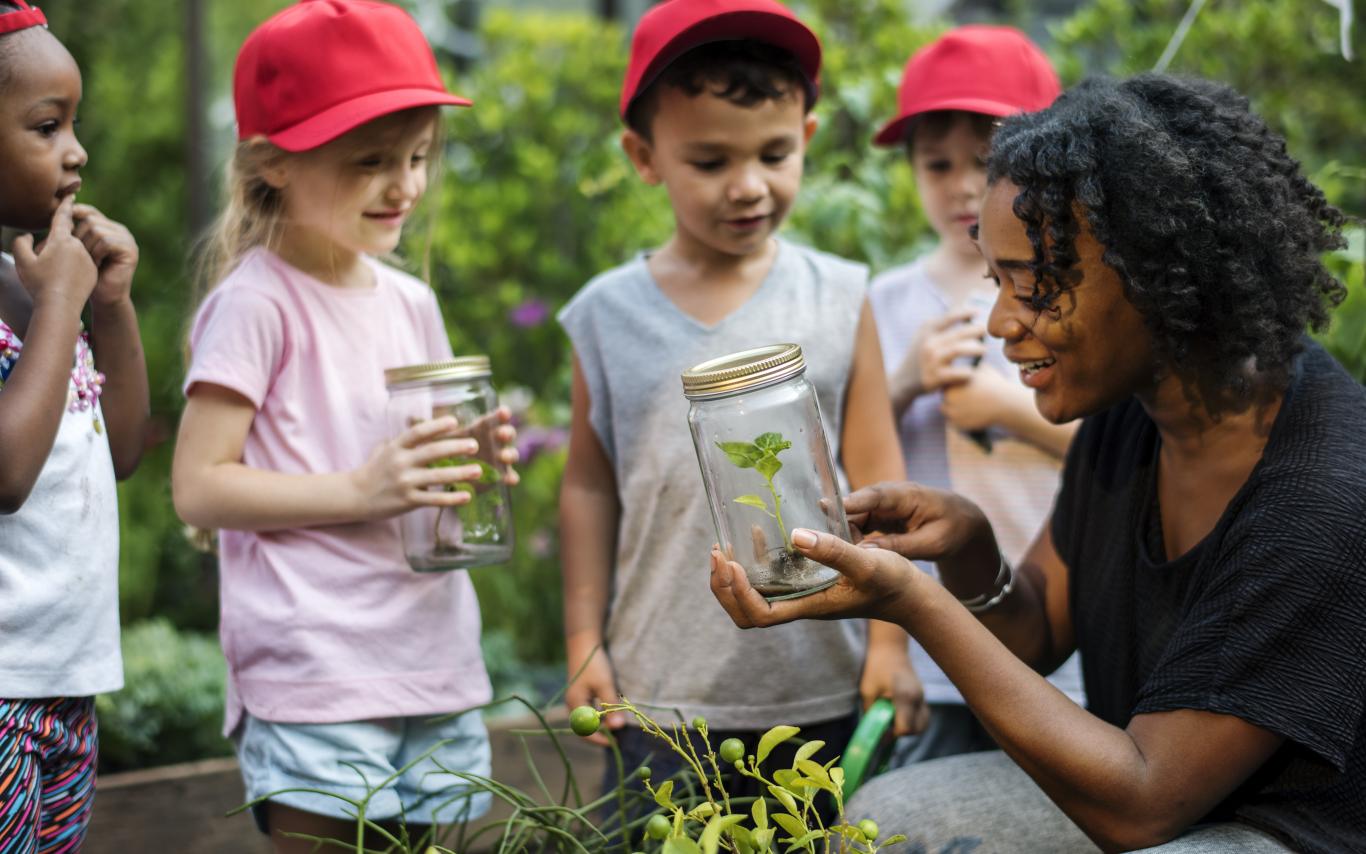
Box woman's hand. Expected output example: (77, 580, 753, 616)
(844, 481, 990, 561)
(711, 531, 929, 628)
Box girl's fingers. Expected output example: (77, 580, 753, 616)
(502, 467, 520, 487)
(499, 447, 520, 465)
(495, 424, 517, 445)
(406, 486, 473, 508)
(399, 416, 460, 448)
(407, 436, 480, 465)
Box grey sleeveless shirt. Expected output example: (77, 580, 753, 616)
(559, 239, 868, 728)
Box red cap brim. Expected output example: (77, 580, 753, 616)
(872, 96, 1025, 147)
(264, 87, 472, 152)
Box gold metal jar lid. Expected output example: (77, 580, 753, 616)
(384, 356, 491, 389)
(681, 343, 805, 400)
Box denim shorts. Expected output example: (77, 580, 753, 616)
(234, 708, 492, 833)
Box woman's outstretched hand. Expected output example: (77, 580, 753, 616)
(710, 533, 923, 629)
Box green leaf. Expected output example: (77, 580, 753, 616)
(751, 828, 774, 854)
(755, 453, 783, 481)
(754, 432, 791, 452)
(752, 795, 768, 831)
(784, 830, 823, 852)
(654, 780, 675, 810)
(884, 834, 908, 845)
(733, 494, 772, 512)
(795, 759, 832, 788)
(700, 814, 747, 854)
(772, 768, 802, 791)
(687, 803, 718, 822)
(716, 441, 762, 468)
(770, 813, 807, 840)
(756, 725, 800, 764)
(767, 785, 800, 818)
(793, 740, 825, 765)
(829, 766, 845, 794)
(663, 837, 704, 854)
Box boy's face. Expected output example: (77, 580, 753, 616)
(0, 31, 87, 231)
(910, 113, 990, 260)
(268, 108, 437, 264)
(623, 85, 816, 262)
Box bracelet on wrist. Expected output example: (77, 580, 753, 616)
(956, 552, 1015, 614)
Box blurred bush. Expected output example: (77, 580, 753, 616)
(95, 620, 231, 773)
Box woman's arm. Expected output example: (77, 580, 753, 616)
(171, 382, 493, 531)
(713, 514, 1284, 852)
(559, 354, 628, 741)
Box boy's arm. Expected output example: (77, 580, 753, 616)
(841, 298, 927, 735)
(940, 368, 1077, 459)
(76, 205, 149, 480)
(560, 353, 626, 742)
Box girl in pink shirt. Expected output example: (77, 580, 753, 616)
(171, 2, 517, 850)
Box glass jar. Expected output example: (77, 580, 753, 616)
(682, 343, 850, 600)
(384, 356, 514, 571)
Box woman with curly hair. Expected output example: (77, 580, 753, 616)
(710, 73, 1366, 853)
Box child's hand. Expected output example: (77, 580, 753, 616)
(940, 365, 1018, 433)
(72, 204, 139, 307)
(917, 309, 986, 394)
(350, 416, 488, 520)
(564, 647, 626, 747)
(488, 406, 521, 487)
(10, 195, 97, 315)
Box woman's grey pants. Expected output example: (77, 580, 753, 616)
(846, 751, 1292, 853)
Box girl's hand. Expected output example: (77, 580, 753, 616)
(917, 310, 986, 394)
(710, 532, 926, 628)
(10, 195, 97, 314)
(350, 416, 488, 521)
(72, 204, 139, 307)
(489, 405, 521, 487)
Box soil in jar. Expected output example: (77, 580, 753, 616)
(751, 546, 830, 597)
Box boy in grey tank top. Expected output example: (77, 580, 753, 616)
(556, 0, 925, 799)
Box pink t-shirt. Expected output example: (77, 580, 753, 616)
(184, 248, 490, 734)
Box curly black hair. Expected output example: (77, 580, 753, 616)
(985, 73, 1347, 399)
(625, 40, 814, 140)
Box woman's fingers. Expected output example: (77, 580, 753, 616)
(710, 548, 776, 629)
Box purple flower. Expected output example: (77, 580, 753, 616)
(516, 425, 569, 464)
(508, 298, 550, 329)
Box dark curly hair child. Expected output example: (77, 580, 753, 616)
(982, 73, 1347, 406)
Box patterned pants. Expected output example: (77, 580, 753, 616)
(0, 698, 97, 854)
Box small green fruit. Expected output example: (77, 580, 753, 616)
(858, 819, 879, 840)
(646, 814, 671, 840)
(569, 706, 601, 737)
(636, 765, 651, 780)
(691, 716, 707, 730)
(718, 737, 745, 765)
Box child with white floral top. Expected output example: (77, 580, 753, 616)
(0, 1, 149, 849)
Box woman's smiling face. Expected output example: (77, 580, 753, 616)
(977, 178, 1157, 424)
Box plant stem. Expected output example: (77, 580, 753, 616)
(766, 478, 792, 551)
(433, 506, 448, 551)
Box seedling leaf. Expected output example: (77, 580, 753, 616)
(755, 454, 783, 480)
(734, 495, 772, 512)
(716, 441, 762, 468)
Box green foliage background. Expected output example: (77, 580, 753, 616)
(21, 0, 1363, 769)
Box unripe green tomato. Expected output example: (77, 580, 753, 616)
(646, 814, 671, 840)
(858, 819, 879, 840)
(691, 716, 707, 730)
(569, 706, 601, 737)
(718, 737, 745, 765)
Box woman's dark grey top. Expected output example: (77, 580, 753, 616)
(1053, 341, 1366, 853)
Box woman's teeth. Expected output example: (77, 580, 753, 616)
(1021, 357, 1056, 375)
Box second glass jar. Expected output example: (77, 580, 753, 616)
(683, 343, 851, 600)
(385, 356, 514, 571)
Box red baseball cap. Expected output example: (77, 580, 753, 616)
(873, 25, 1060, 147)
(0, 1, 46, 36)
(620, 0, 822, 120)
(234, 0, 471, 152)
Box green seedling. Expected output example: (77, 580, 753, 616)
(716, 432, 794, 551)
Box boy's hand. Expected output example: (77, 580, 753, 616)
(860, 640, 929, 737)
(917, 310, 986, 394)
(350, 416, 487, 520)
(940, 365, 1017, 433)
(10, 195, 98, 314)
(565, 646, 626, 747)
(72, 204, 139, 307)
